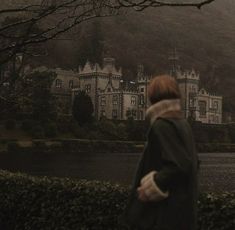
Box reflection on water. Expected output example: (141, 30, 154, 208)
(0, 151, 235, 192)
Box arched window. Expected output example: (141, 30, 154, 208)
(55, 79, 62, 88)
(85, 84, 91, 93)
(69, 80, 73, 89)
(199, 100, 207, 116)
(113, 95, 118, 105)
(131, 96, 136, 105)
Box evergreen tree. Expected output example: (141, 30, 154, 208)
(72, 91, 94, 126)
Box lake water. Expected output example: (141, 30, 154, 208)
(0, 151, 234, 192)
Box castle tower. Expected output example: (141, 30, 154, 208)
(176, 69, 200, 119)
(103, 57, 115, 73)
(78, 57, 122, 119)
(137, 65, 151, 120)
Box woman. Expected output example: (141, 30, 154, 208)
(124, 75, 198, 230)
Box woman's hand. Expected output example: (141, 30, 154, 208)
(137, 186, 149, 202)
(137, 171, 169, 202)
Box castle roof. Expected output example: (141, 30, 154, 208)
(78, 58, 122, 76)
(120, 80, 138, 93)
(176, 68, 200, 80)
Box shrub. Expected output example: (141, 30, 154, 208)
(0, 170, 234, 230)
(4, 119, 16, 130)
(32, 140, 47, 152)
(7, 142, 19, 153)
(21, 119, 35, 132)
(198, 193, 235, 230)
(30, 125, 44, 139)
(97, 120, 119, 140)
(116, 123, 128, 140)
(44, 122, 58, 138)
(56, 115, 73, 133)
(71, 123, 90, 139)
(0, 170, 128, 230)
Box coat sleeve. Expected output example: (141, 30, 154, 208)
(152, 120, 193, 191)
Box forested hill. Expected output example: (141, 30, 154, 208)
(2, 0, 235, 111)
(41, 0, 235, 110)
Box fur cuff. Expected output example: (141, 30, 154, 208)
(140, 171, 169, 202)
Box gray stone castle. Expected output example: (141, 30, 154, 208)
(50, 57, 222, 124)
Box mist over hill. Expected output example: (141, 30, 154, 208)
(41, 0, 234, 107)
(1, 0, 235, 111)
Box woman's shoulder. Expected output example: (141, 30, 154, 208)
(152, 118, 190, 135)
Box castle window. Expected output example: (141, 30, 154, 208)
(101, 110, 106, 117)
(189, 98, 194, 107)
(209, 115, 214, 123)
(101, 96, 106, 106)
(113, 95, 118, 105)
(85, 84, 91, 93)
(107, 88, 111, 92)
(112, 110, 118, 119)
(132, 110, 137, 118)
(199, 100, 207, 116)
(141, 88, 144, 93)
(55, 79, 62, 88)
(69, 80, 73, 89)
(131, 96, 136, 105)
(139, 95, 144, 105)
(139, 111, 144, 120)
(214, 101, 218, 110)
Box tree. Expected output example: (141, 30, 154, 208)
(0, 0, 216, 64)
(72, 91, 94, 126)
(0, 0, 216, 105)
(31, 71, 57, 122)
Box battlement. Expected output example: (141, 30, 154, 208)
(137, 75, 152, 84)
(120, 81, 138, 93)
(176, 69, 200, 81)
(78, 58, 122, 76)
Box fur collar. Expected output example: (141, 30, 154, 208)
(146, 99, 182, 125)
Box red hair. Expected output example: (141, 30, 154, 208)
(148, 75, 181, 104)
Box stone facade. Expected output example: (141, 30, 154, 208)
(174, 69, 222, 124)
(73, 58, 147, 120)
(50, 58, 222, 124)
(50, 68, 79, 115)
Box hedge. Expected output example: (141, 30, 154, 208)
(6, 139, 144, 154)
(5, 139, 235, 154)
(0, 170, 234, 230)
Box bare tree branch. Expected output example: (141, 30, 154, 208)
(0, 0, 216, 108)
(0, 0, 216, 56)
(115, 0, 216, 11)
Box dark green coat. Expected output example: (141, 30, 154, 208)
(124, 118, 198, 230)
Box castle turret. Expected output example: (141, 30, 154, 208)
(176, 69, 200, 119)
(136, 65, 151, 119)
(103, 57, 115, 74)
(137, 64, 144, 80)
